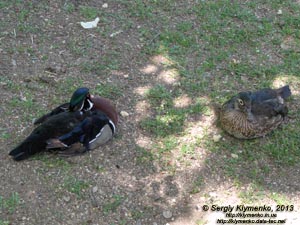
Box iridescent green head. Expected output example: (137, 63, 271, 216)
(69, 87, 93, 111)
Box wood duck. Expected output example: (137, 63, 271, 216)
(9, 87, 118, 161)
(33, 87, 118, 126)
(219, 85, 291, 139)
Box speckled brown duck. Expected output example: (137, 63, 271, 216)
(220, 85, 291, 139)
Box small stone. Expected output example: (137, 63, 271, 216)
(120, 111, 129, 117)
(213, 134, 222, 142)
(102, 3, 108, 8)
(63, 196, 70, 202)
(136, 220, 142, 225)
(277, 9, 282, 15)
(92, 186, 98, 193)
(163, 210, 172, 219)
(209, 192, 217, 197)
(231, 153, 238, 159)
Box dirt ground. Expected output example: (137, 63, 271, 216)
(1, 1, 300, 225)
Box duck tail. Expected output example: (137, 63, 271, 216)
(277, 85, 291, 99)
(9, 138, 46, 161)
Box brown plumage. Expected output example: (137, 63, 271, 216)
(220, 85, 291, 139)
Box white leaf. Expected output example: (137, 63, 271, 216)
(80, 17, 100, 29)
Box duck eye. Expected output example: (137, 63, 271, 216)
(238, 99, 244, 105)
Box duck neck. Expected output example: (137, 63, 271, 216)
(81, 98, 94, 111)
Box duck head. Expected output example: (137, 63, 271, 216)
(233, 92, 254, 121)
(69, 87, 94, 112)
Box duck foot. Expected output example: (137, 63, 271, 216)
(46, 138, 68, 149)
(57, 143, 88, 156)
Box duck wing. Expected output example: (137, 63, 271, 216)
(251, 85, 291, 102)
(9, 111, 88, 161)
(34, 103, 70, 125)
(47, 111, 115, 152)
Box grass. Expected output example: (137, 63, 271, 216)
(0, 192, 20, 214)
(34, 155, 73, 172)
(269, 192, 290, 205)
(63, 177, 90, 197)
(190, 176, 205, 194)
(80, 60, 120, 74)
(103, 195, 124, 214)
(95, 83, 123, 100)
(0, 220, 9, 225)
(63, 2, 75, 13)
(239, 183, 265, 204)
(79, 6, 99, 20)
(135, 146, 155, 165)
(2, 0, 300, 223)
(134, 1, 300, 206)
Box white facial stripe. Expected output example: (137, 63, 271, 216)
(79, 101, 85, 111)
(87, 99, 94, 111)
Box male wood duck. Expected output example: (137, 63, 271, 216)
(9, 87, 118, 161)
(219, 85, 291, 139)
(33, 87, 118, 126)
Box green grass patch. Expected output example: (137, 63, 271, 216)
(146, 85, 173, 110)
(79, 6, 99, 19)
(124, 0, 155, 20)
(261, 126, 300, 165)
(140, 112, 185, 137)
(135, 146, 155, 165)
(67, 38, 92, 56)
(80, 59, 120, 74)
(156, 136, 179, 155)
(57, 77, 84, 95)
(95, 83, 123, 100)
(0, 220, 10, 225)
(0, 192, 20, 214)
(103, 195, 124, 214)
(190, 176, 205, 194)
(239, 183, 265, 204)
(63, 177, 90, 197)
(142, 85, 208, 137)
(63, 3, 75, 13)
(34, 156, 73, 172)
(269, 192, 290, 205)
